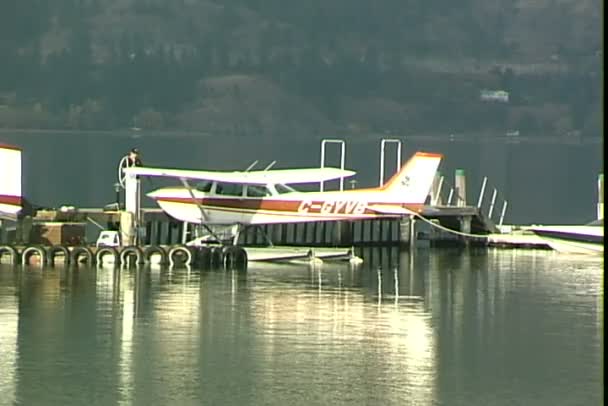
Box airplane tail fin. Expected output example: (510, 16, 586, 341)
(0, 144, 23, 218)
(380, 151, 442, 203)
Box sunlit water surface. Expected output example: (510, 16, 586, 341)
(0, 248, 603, 405)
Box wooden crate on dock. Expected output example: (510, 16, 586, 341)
(34, 209, 87, 222)
(30, 222, 86, 246)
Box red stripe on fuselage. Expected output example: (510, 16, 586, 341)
(153, 197, 423, 215)
(0, 195, 22, 205)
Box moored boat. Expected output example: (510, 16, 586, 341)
(528, 219, 603, 255)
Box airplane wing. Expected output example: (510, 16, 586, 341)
(123, 166, 356, 185)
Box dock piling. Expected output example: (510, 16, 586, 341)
(455, 169, 467, 207)
(333, 221, 353, 246)
(459, 216, 472, 245)
(398, 216, 416, 250)
(598, 173, 603, 220)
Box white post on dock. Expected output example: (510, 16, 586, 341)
(447, 188, 454, 206)
(431, 172, 444, 206)
(455, 169, 467, 207)
(488, 188, 498, 219)
(498, 201, 508, 227)
(124, 171, 141, 245)
(120, 211, 135, 246)
(598, 173, 604, 220)
(181, 221, 189, 244)
(476, 176, 487, 208)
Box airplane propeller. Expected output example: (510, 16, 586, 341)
(117, 155, 133, 189)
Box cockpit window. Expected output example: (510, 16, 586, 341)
(214, 182, 243, 196)
(196, 181, 213, 192)
(275, 184, 296, 194)
(246, 185, 272, 197)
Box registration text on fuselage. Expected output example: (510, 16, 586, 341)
(297, 199, 367, 214)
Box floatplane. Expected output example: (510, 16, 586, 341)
(124, 151, 443, 253)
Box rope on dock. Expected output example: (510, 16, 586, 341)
(412, 212, 491, 240)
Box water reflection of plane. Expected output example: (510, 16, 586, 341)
(246, 254, 438, 405)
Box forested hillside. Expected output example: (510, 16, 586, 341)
(0, 0, 601, 138)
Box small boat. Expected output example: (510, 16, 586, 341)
(528, 219, 604, 255)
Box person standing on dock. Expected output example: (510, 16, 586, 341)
(127, 148, 142, 167)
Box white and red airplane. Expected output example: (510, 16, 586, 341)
(125, 151, 442, 228)
(0, 143, 23, 221)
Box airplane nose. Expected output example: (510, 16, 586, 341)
(146, 188, 164, 198)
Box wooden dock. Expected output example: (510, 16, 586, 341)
(1, 204, 554, 266)
(3, 205, 511, 246)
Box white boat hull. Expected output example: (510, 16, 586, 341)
(528, 225, 603, 255)
(538, 237, 603, 255)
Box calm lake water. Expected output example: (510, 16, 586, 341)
(0, 248, 603, 406)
